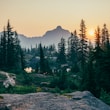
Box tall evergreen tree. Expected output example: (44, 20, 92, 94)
(93, 26, 103, 97)
(57, 37, 66, 66)
(6, 20, 15, 68)
(101, 24, 109, 50)
(0, 28, 7, 68)
(86, 40, 96, 96)
(78, 19, 88, 89)
(95, 26, 101, 48)
(39, 43, 46, 73)
(0, 20, 23, 71)
(68, 32, 79, 66)
(20, 48, 26, 70)
(100, 24, 110, 92)
(13, 31, 22, 69)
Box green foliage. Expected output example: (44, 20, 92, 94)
(0, 95, 4, 99)
(68, 32, 79, 65)
(71, 64, 79, 73)
(39, 43, 46, 73)
(48, 87, 61, 93)
(22, 71, 33, 85)
(49, 76, 59, 88)
(100, 89, 110, 105)
(36, 87, 42, 92)
(13, 86, 36, 94)
(77, 19, 88, 91)
(0, 84, 8, 93)
(14, 71, 33, 86)
(0, 85, 36, 94)
(57, 37, 66, 65)
(60, 88, 73, 94)
(0, 85, 14, 93)
(0, 20, 24, 71)
(50, 72, 77, 90)
(46, 87, 73, 94)
(90, 25, 110, 97)
(1, 19, 110, 105)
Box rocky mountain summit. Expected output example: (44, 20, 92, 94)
(18, 26, 70, 48)
(0, 91, 110, 110)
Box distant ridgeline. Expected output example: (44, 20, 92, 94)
(9, 26, 71, 49)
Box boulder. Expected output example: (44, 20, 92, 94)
(0, 91, 110, 110)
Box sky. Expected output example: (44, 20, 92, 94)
(0, 0, 110, 39)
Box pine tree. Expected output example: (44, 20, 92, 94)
(13, 31, 22, 69)
(6, 20, 15, 68)
(86, 41, 96, 96)
(39, 43, 46, 73)
(20, 48, 25, 70)
(101, 24, 109, 50)
(0, 20, 23, 71)
(78, 19, 88, 89)
(78, 19, 88, 68)
(100, 24, 110, 92)
(0, 28, 7, 68)
(93, 26, 103, 97)
(57, 37, 66, 66)
(68, 32, 79, 66)
(91, 25, 110, 93)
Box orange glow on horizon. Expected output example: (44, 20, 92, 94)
(87, 28, 95, 41)
(88, 29, 95, 36)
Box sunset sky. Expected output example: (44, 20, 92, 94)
(0, 0, 110, 38)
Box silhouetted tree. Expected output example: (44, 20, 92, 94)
(100, 24, 110, 92)
(0, 28, 7, 68)
(20, 48, 26, 70)
(0, 20, 23, 71)
(68, 32, 79, 66)
(93, 26, 103, 97)
(57, 37, 66, 66)
(101, 24, 110, 50)
(39, 43, 46, 73)
(85, 41, 96, 96)
(78, 19, 88, 90)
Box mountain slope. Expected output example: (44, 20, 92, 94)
(18, 26, 71, 48)
(0, 26, 71, 48)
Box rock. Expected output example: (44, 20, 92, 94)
(0, 91, 110, 110)
(67, 91, 93, 100)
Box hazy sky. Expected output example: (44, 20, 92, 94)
(0, 0, 110, 37)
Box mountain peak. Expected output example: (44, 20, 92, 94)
(56, 26, 62, 30)
(17, 26, 70, 48)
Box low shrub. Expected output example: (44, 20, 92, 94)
(13, 86, 36, 94)
(49, 72, 77, 90)
(0, 95, 4, 99)
(48, 87, 61, 93)
(36, 87, 42, 92)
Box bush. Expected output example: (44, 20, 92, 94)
(36, 87, 42, 92)
(49, 77, 59, 88)
(8, 86, 36, 94)
(48, 87, 61, 93)
(50, 72, 77, 90)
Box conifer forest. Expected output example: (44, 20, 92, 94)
(0, 20, 110, 105)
